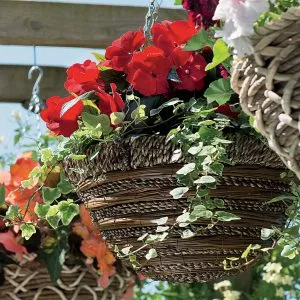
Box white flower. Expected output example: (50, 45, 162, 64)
(213, 0, 270, 56)
(281, 275, 293, 286)
(214, 280, 232, 290)
(262, 272, 282, 286)
(275, 288, 285, 297)
(223, 290, 241, 300)
(263, 262, 283, 274)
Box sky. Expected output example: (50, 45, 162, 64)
(0, 0, 179, 158)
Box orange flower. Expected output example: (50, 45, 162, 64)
(79, 205, 98, 233)
(73, 222, 90, 240)
(10, 153, 39, 187)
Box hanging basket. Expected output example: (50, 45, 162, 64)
(63, 134, 288, 283)
(231, 5, 300, 178)
(0, 254, 132, 300)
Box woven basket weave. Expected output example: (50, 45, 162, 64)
(0, 254, 132, 300)
(63, 134, 288, 283)
(231, 5, 300, 178)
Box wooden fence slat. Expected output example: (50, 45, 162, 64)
(0, 1, 186, 48)
(0, 65, 67, 104)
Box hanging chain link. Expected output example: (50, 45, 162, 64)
(143, 0, 163, 40)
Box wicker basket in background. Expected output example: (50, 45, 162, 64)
(64, 134, 288, 283)
(0, 254, 132, 300)
(231, 5, 300, 178)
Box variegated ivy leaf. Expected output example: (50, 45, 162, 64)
(170, 187, 189, 199)
(145, 248, 158, 260)
(152, 217, 168, 225)
(176, 163, 195, 175)
(20, 223, 36, 240)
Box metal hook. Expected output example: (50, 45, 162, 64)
(27, 65, 45, 114)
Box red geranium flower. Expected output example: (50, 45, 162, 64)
(175, 53, 207, 91)
(65, 60, 104, 95)
(182, 0, 219, 28)
(152, 20, 196, 67)
(40, 95, 83, 137)
(96, 83, 125, 116)
(102, 31, 146, 72)
(216, 104, 239, 119)
(127, 46, 172, 96)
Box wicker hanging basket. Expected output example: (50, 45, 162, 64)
(231, 5, 300, 178)
(63, 134, 288, 283)
(0, 254, 132, 300)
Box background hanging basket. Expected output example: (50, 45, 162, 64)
(231, 5, 300, 178)
(64, 134, 288, 283)
(0, 254, 132, 300)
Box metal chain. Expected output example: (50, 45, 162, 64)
(143, 0, 163, 40)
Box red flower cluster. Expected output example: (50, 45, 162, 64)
(182, 0, 219, 28)
(41, 20, 208, 136)
(103, 20, 207, 96)
(65, 60, 104, 95)
(40, 95, 83, 137)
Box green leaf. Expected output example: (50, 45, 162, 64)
(241, 244, 252, 259)
(150, 98, 183, 116)
(57, 178, 74, 194)
(181, 229, 196, 239)
(204, 78, 233, 105)
(91, 52, 105, 62)
(198, 126, 220, 143)
(261, 228, 275, 240)
(188, 143, 203, 155)
(41, 148, 54, 164)
(174, 0, 182, 5)
(5, 205, 19, 220)
(281, 244, 297, 259)
(20, 223, 36, 240)
(110, 112, 125, 126)
(0, 184, 5, 206)
(131, 105, 147, 122)
(83, 99, 100, 115)
(40, 228, 69, 283)
(42, 187, 61, 204)
(210, 162, 224, 175)
(46, 205, 60, 229)
(216, 211, 241, 222)
(184, 29, 214, 51)
(176, 163, 196, 175)
(205, 39, 230, 71)
(21, 178, 34, 188)
(170, 187, 189, 199)
(58, 200, 79, 226)
(121, 246, 132, 255)
(34, 203, 50, 218)
(191, 209, 213, 219)
(194, 176, 216, 184)
(145, 248, 158, 260)
(156, 226, 169, 233)
(176, 212, 190, 223)
(69, 154, 86, 161)
(152, 217, 168, 225)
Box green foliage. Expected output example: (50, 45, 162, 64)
(184, 29, 214, 51)
(174, 0, 182, 5)
(39, 228, 70, 283)
(0, 183, 5, 206)
(20, 223, 36, 240)
(205, 39, 230, 71)
(42, 187, 61, 204)
(204, 78, 233, 105)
